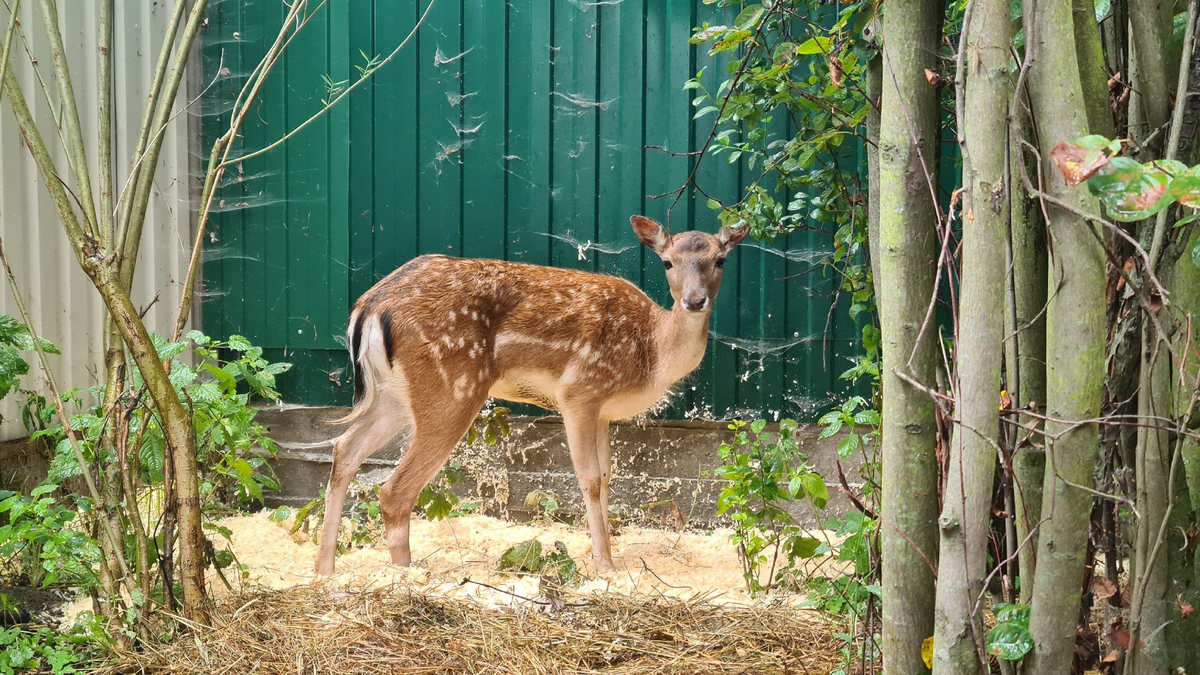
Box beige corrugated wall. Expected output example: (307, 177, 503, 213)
(0, 1, 194, 440)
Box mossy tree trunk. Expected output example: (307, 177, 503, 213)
(929, 0, 1010, 669)
(877, 0, 944, 669)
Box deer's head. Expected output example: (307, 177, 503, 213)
(631, 215, 749, 314)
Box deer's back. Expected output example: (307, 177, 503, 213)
(355, 255, 664, 413)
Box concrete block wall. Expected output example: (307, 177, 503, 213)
(256, 406, 865, 528)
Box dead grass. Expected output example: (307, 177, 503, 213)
(100, 583, 844, 674)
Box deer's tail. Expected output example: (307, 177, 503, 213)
(332, 308, 387, 425)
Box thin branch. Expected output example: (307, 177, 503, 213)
(111, 0, 191, 257)
(1149, 0, 1199, 272)
(219, 0, 437, 170)
(118, 0, 210, 289)
(36, 0, 99, 236)
(0, 238, 131, 582)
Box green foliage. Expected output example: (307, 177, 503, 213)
(985, 603, 1033, 661)
(497, 539, 578, 585)
(0, 315, 58, 421)
(0, 486, 98, 588)
(805, 511, 879, 614)
(716, 418, 827, 594)
(33, 332, 289, 510)
(1052, 135, 1200, 222)
(0, 617, 99, 675)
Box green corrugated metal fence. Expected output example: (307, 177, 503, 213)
(199, 0, 862, 421)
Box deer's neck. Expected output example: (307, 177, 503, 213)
(654, 302, 712, 386)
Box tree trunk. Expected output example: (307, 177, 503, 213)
(1075, 0, 1117, 139)
(0, 62, 209, 626)
(930, 0, 1010, 669)
(1007, 111, 1049, 605)
(1022, 0, 1107, 673)
(1129, 0, 1173, 150)
(867, 53, 883, 292)
(877, 0, 944, 669)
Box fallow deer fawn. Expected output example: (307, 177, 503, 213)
(314, 215, 748, 575)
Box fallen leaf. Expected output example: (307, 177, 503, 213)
(1102, 650, 1120, 663)
(1093, 577, 1117, 601)
(924, 69, 939, 86)
(1179, 595, 1194, 619)
(1000, 390, 1012, 410)
(1111, 619, 1130, 649)
(921, 636, 934, 668)
(1050, 141, 1112, 185)
(828, 54, 844, 87)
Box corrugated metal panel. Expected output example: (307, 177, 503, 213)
(201, 1, 861, 422)
(0, 1, 193, 440)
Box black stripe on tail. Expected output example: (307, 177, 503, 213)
(350, 311, 367, 405)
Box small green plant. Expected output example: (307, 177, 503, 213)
(0, 486, 98, 589)
(522, 489, 562, 521)
(716, 418, 828, 594)
(805, 510, 879, 616)
(985, 603, 1033, 662)
(497, 539, 578, 585)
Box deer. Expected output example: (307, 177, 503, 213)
(314, 215, 748, 575)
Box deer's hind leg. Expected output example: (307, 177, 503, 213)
(378, 384, 489, 567)
(316, 399, 411, 575)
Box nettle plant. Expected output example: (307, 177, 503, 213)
(34, 331, 289, 512)
(717, 418, 829, 594)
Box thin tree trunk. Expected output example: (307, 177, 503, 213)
(1007, 114, 1049, 606)
(867, 53, 883, 292)
(877, 0, 944, 668)
(0, 61, 210, 625)
(1023, 0, 1107, 672)
(1129, 0, 1173, 151)
(1075, 0, 1116, 139)
(931, 0, 1010, 668)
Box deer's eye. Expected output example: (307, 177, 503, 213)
(715, 257, 726, 269)
(663, 260, 673, 270)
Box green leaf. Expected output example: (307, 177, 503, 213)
(733, 4, 765, 30)
(788, 535, 821, 559)
(750, 419, 767, 434)
(986, 622, 1033, 661)
(694, 105, 719, 120)
(498, 539, 543, 573)
(837, 433, 860, 458)
(796, 36, 833, 55)
(710, 29, 752, 53)
(801, 473, 829, 508)
(689, 25, 729, 44)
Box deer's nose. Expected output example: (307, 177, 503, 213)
(682, 293, 708, 312)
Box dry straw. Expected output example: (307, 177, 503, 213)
(101, 583, 843, 674)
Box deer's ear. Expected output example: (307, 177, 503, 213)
(630, 215, 670, 254)
(716, 225, 749, 252)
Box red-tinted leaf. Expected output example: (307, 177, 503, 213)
(1111, 619, 1131, 648)
(1051, 141, 1111, 185)
(1094, 577, 1117, 601)
(1179, 596, 1195, 620)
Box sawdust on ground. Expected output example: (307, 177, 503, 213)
(62, 510, 844, 622)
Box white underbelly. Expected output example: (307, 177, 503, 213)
(488, 369, 561, 410)
(600, 388, 665, 420)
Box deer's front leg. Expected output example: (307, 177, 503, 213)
(562, 406, 614, 572)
